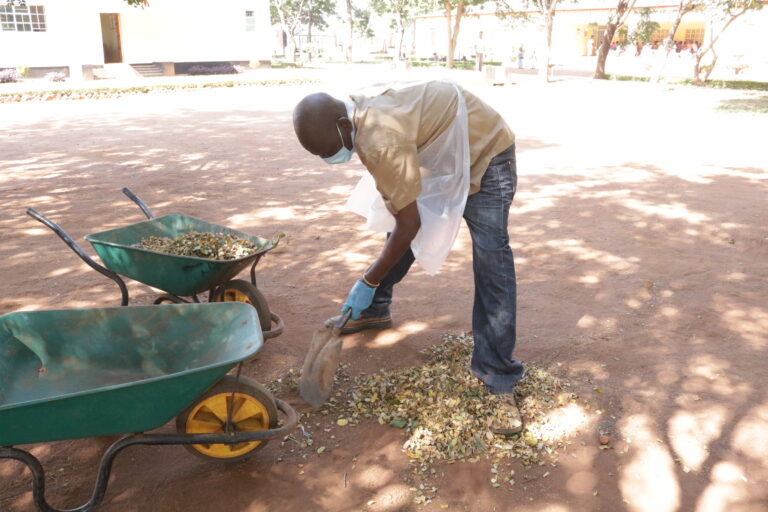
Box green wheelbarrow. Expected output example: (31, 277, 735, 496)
(26, 188, 284, 340)
(0, 302, 298, 512)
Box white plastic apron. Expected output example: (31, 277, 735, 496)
(345, 81, 470, 275)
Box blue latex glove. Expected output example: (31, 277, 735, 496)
(342, 279, 376, 320)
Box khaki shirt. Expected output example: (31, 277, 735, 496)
(351, 81, 515, 214)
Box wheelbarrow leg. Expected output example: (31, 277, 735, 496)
(1, 438, 136, 512)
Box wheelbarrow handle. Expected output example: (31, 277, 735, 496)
(122, 187, 155, 220)
(0, 399, 299, 512)
(25, 208, 129, 307)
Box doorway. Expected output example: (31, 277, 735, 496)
(100, 13, 123, 63)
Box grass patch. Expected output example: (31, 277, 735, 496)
(677, 79, 768, 91)
(606, 74, 650, 82)
(605, 74, 768, 91)
(717, 95, 768, 114)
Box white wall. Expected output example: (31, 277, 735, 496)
(0, 2, 104, 68)
(0, 0, 274, 69)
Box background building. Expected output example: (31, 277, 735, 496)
(412, 0, 768, 79)
(0, 0, 273, 79)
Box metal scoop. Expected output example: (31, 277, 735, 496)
(299, 309, 352, 408)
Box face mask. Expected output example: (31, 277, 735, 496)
(322, 121, 355, 165)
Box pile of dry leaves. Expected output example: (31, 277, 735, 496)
(135, 231, 260, 260)
(292, 333, 588, 504)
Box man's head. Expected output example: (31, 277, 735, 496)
(293, 92, 354, 162)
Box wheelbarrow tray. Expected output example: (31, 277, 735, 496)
(0, 303, 262, 446)
(84, 214, 275, 297)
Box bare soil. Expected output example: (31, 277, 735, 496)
(1, 73, 766, 512)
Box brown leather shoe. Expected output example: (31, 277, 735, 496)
(490, 393, 523, 435)
(323, 314, 392, 334)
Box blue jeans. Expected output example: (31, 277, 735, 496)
(362, 144, 523, 394)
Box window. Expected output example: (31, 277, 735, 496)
(684, 28, 704, 44)
(245, 10, 255, 32)
(651, 28, 668, 43)
(0, 4, 46, 32)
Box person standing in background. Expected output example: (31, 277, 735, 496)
(475, 31, 485, 71)
(517, 45, 525, 69)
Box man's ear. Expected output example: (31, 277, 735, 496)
(338, 117, 353, 133)
(338, 117, 354, 148)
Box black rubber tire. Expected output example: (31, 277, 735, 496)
(215, 279, 271, 332)
(175, 375, 278, 462)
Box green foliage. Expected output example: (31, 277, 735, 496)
(616, 26, 631, 48)
(493, 0, 534, 26)
(630, 8, 659, 44)
(353, 7, 375, 38)
(301, 0, 336, 32)
(371, 0, 417, 26)
(15, 65, 28, 77)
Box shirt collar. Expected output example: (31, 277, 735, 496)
(343, 98, 356, 122)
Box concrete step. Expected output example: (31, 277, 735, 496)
(92, 63, 140, 80)
(130, 63, 165, 77)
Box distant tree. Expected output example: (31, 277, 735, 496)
(593, 0, 638, 79)
(649, 0, 702, 83)
(424, 0, 487, 69)
(496, 0, 566, 81)
(693, 0, 764, 84)
(343, 2, 374, 64)
(271, 0, 308, 62)
(302, 0, 336, 43)
(372, 0, 417, 61)
(345, 0, 354, 63)
(353, 7, 375, 39)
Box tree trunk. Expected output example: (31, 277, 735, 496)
(693, 51, 705, 84)
(307, 20, 313, 62)
(650, 2, 692, 83)
(449, 2, 464, 68)
(444, 2, 454, 68)
(398, 23, 406, 61)
(692, 7, 747, 84)
(704, 48, 717, 82)
(539, 13, 554, 81)
(594, 22, 618, 79)
(593, 0, 634, 80)
(287, 34, 297, 63)
(345, 0, 353, 63)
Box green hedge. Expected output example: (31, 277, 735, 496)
(409, 59, 502, 70)
(0, 78, 319, 103)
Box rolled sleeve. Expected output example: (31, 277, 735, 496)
(366, 144, 421, 214)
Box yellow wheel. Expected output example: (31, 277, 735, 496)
(176, 375, 278, 461)
(215, 279, 271, 332)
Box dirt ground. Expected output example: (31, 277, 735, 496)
(1, 70, 767, 512)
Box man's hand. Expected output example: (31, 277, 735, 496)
(342, 279, 377, 319)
